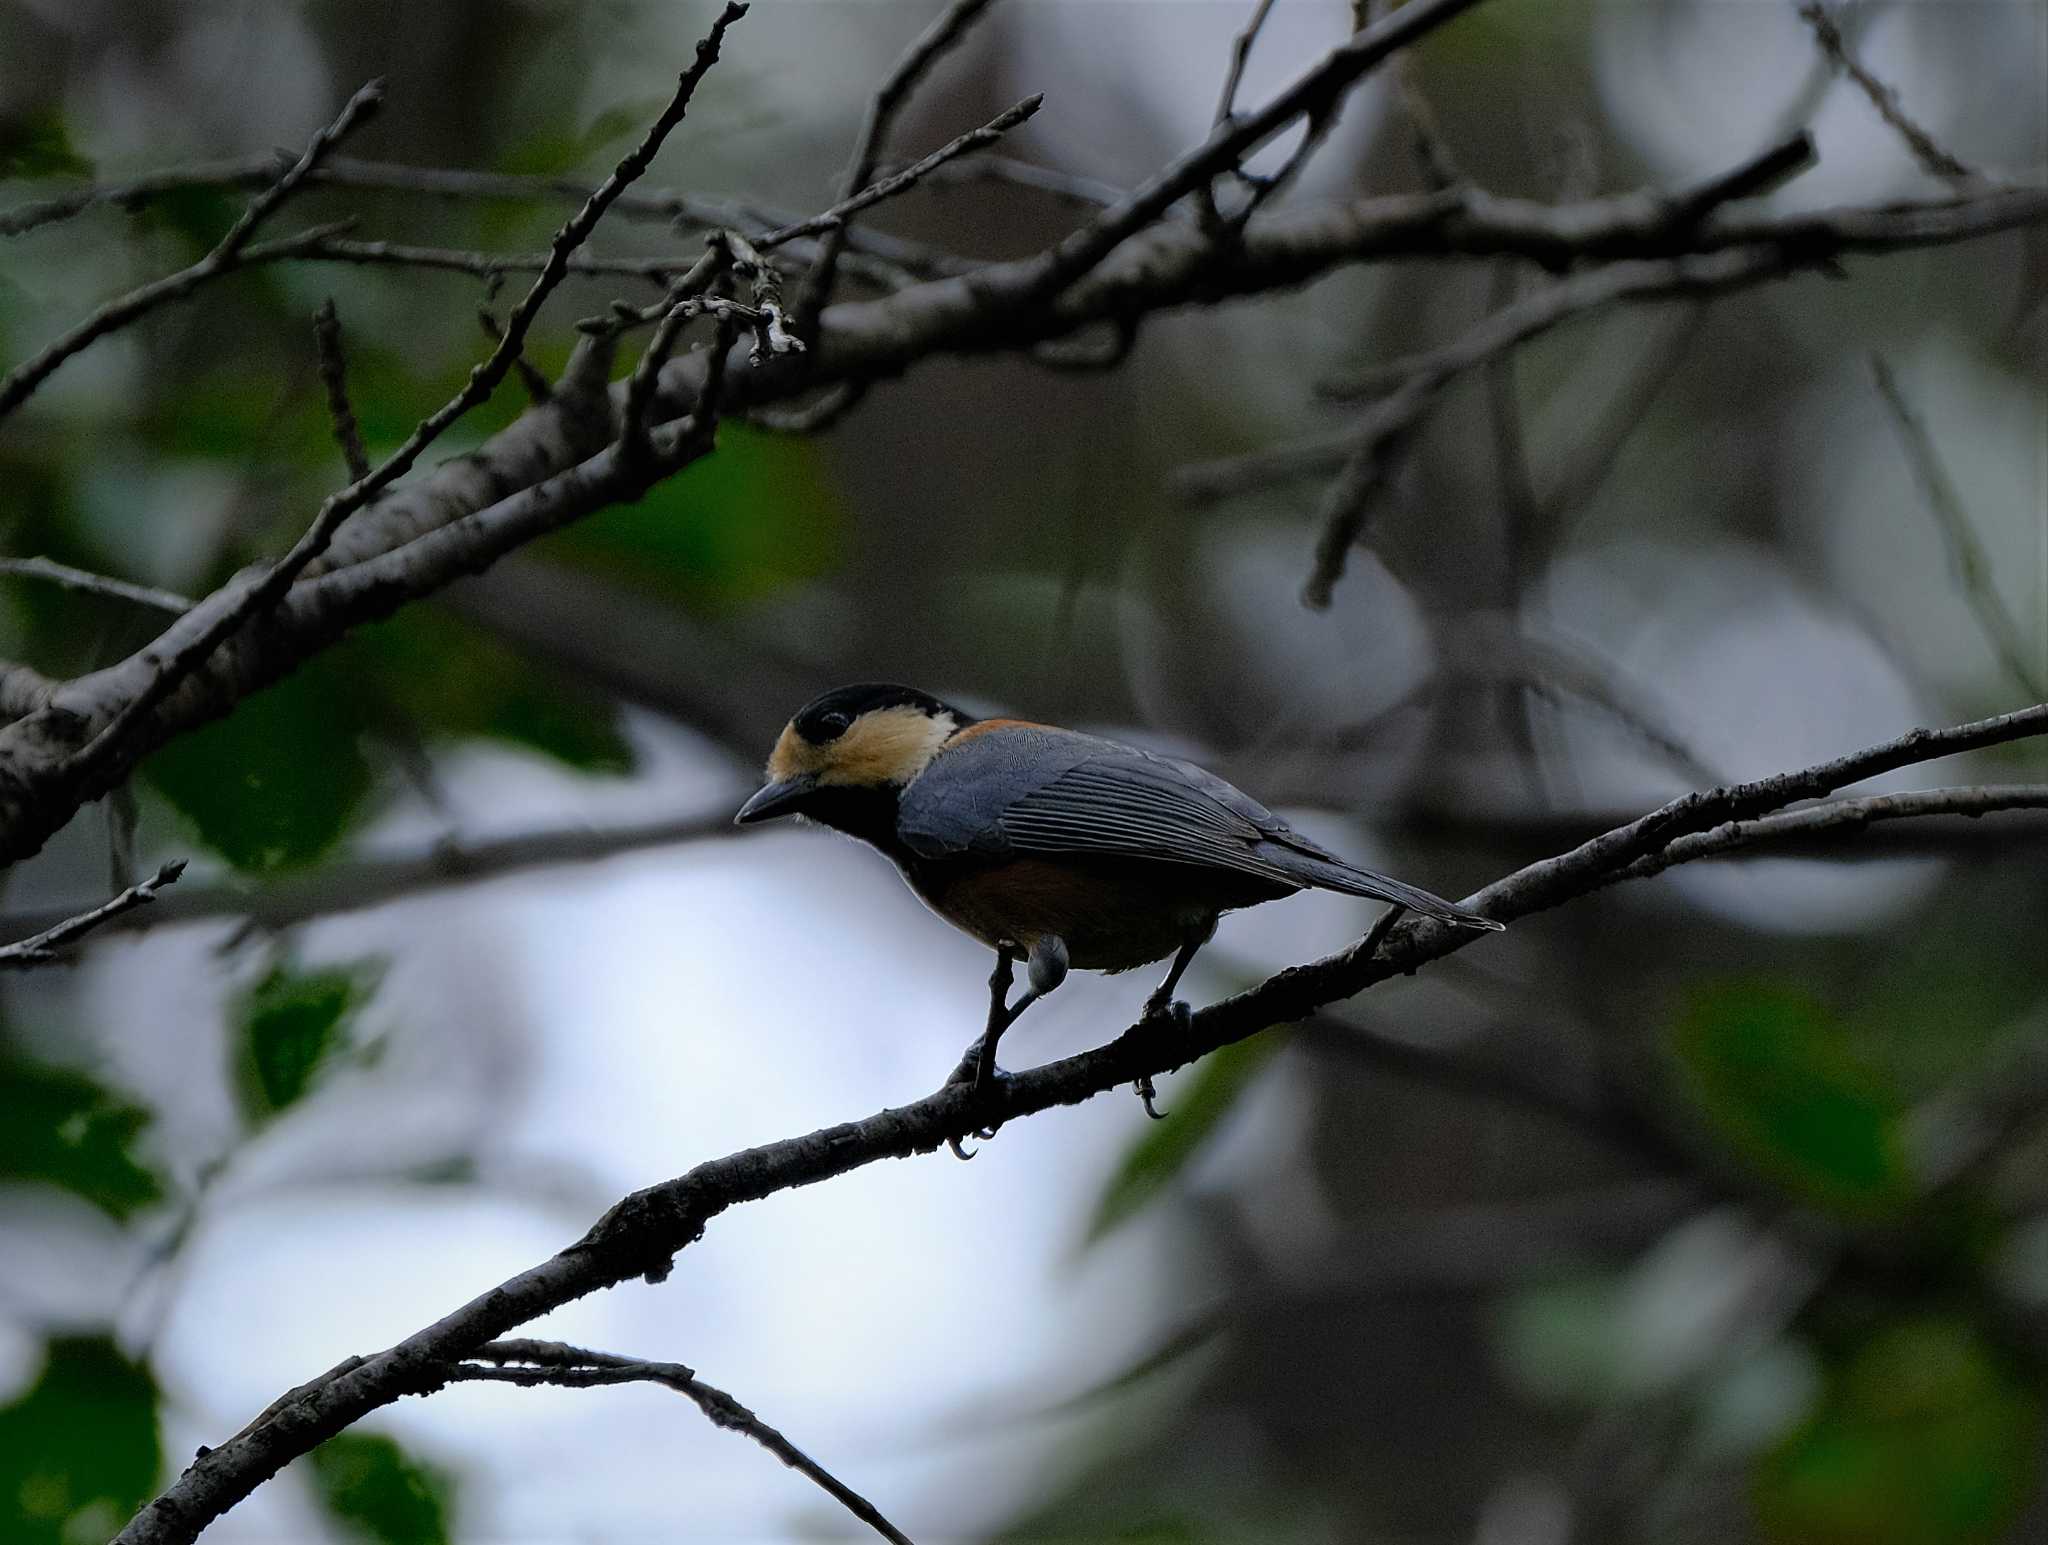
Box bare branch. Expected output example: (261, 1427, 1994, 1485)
(112, 699, 2048, 1545)
(1302, 247, 1797, 608)
(795, 0, 1002, 329)
(311, 299, 370, 482)
(1869, 354, 2047, 701)
(1797, 1, 1981, 187)
(769, 93, 1043, 249)
(451, 1341, 912, 1545)
(61, 3, 749, 792)
(0, 558, 191, 614)
(0, 860, 185, 970)
(0, 69, 381, 421)
(1619, 783, 2048, 882)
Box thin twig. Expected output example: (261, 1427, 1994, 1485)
(453, 1341, 913, 1545)
(0, 860, 185, 970)
(0, 74, 383, 421)
(1302, 247, 1797, 608)
(621, 248, 729, 457)
(1796, 1, 1980, 188)
(794, 0, 1002, 330)
(477, 305, 554, 405)
(0, 558, 191, 614)
(1617, 783, 2048, 883)
(765, 94, 1042, 249)
(1869, 354, 2047, 702)
(62, 4, 748, 790)
(312, 299, 370, 482)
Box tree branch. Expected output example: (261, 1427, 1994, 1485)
(111, 700, 2048, 1545)
(0, 859, 185, 970)
(0, 82, 382, 422)
(448, 1341, 912, 1545)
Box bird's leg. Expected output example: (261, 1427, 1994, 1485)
(946, 938, 1069, 1159)
(1133, 921, 1215, 1120)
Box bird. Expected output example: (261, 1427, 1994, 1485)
(735, 683, 1503, 1131)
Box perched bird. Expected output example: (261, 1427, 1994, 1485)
(736, 683, 1503, 1118)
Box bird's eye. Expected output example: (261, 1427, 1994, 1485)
(814, 710, 852, 741)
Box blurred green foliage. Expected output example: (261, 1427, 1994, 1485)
(0, 107, 93, 179)
(1757, 1317, 2040, 1545)
(143, 657, 375, 873)
(234, 955, 383, 1121)
(1084, 1032, 1286, 1246)
(1672, 981, 1914, 1216)
(0, 1337, 159, 1545)
(538, 422, 842, 610)
(0, 1052, 164, 1219)
(310, 1433, 456, 1545)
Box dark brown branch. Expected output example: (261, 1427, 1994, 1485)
(112, 701, 2048, 1545)
(0, 860, 185, 970)
(451, 1341, 912, 1545)
(311, 299, 370, 482)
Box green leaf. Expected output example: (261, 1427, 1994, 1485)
(142, 659, 374, 873)
(0, 1055, 163, 1219)
(537, 423, 843, 610)
(234, 957, 381, 1120)
(344, 608, 632, 773)
(310, 1433, 455, 1545)
(1671, 981, 1913, 1216)
(1756, 1317, 2040, 1545)
(1083, 1032, 1286, 1245)
(0, 1337, 160, 1545)
(0, 108, 94, 179)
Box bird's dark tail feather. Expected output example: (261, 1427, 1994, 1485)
(1292, 858, 1506, 932)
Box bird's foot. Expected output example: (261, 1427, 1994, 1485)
(944, 1040, 1014, 1159)
(1139, 995, 1194, 1032)
(1131, 998, 1189, 1118)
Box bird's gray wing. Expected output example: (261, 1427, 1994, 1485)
(899, 726, 1502, 928)
(899, 727, 1307, 887)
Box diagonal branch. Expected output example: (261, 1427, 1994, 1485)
(1796, 1, 1981, 188)
(1302, 247, 1797, 607)
(1869, 353, 2047, 702)
(0, 73, 382, 421)
(0, 859, 185, 970)
(111, 699, 2048, 1545)
(57, 3, 748, 793)
(449, 1341, 912, 1545)
(794, 0, 1002, 330)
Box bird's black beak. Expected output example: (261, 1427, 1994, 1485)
(735, 775, 819, 825)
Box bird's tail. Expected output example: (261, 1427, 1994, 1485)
(1290, 857, 1505, 932)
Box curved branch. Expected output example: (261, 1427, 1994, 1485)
(113, 700, 2048, 1545)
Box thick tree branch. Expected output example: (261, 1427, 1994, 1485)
(112, 700, 2048, 1545)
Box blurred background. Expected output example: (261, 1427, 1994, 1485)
(2, 1, 2045, 1541)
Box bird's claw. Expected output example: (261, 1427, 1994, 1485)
(1133, 1073, 1168, 1120)
(945, 1045, 1012, 1159)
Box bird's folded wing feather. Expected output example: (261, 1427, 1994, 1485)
(900, 727, 1317, 886)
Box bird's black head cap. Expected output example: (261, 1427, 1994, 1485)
(791, 682, 972, 744)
